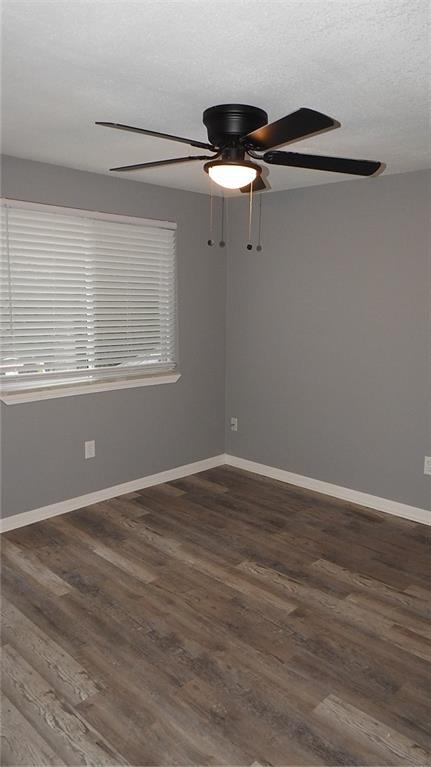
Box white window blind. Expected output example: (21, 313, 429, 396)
(0, 200, 177, 394)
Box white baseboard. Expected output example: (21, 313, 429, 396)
(0, 455, 226, 533)
(2, 452, 429, 533)
(225, 454, 430, 527)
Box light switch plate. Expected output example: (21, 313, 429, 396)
(424, 456, 431, 475)
(85, 440, 96, 459)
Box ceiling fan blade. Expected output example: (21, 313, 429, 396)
(110, 155, 213, 172)
(96, 122, 215, 151)
(264, 151, 383, 176)
(240, 175, 267, 193)
(241, 108, 338, 151)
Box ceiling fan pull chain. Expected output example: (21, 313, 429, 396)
(207, 178, 215, 246)
(256, 193, 263, 252)
(247, 182, 253, 250)
(219, 195, 226, 247)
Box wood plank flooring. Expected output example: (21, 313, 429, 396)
(1, 465, 431, 766)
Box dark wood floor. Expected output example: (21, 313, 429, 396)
(1, 465, 431, 766)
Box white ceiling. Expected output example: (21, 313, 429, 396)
(2, 0, 430, 195)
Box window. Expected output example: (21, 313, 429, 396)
(1, 200, 178, 401)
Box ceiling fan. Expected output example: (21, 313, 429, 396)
(96, 104, 383, 192)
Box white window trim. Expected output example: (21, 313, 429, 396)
(1, 198, 180, 403)
(1, 372, 181, 404)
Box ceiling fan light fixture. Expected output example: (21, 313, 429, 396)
(204, 159, 261, 190)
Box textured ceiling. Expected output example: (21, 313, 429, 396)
(2, 0, 430, 195)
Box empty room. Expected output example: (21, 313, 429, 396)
(1, 0, 430, 765)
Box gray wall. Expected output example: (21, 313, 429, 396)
(2, 158, 429, 519)
(226, 170, 431, 511)
(1, 156, 226, 517)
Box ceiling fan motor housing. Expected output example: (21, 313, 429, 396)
(203, 104, 268, 148)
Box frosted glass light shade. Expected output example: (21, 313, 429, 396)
(208, 163, 257, 190)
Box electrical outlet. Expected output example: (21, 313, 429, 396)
(424, 456, 431, 476)
(85, 440, 96, 459)
(230, 416, 238, 432)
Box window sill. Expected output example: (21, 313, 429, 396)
(0, 372, 181, 404)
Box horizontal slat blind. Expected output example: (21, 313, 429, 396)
(0, 200, 177, 392)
